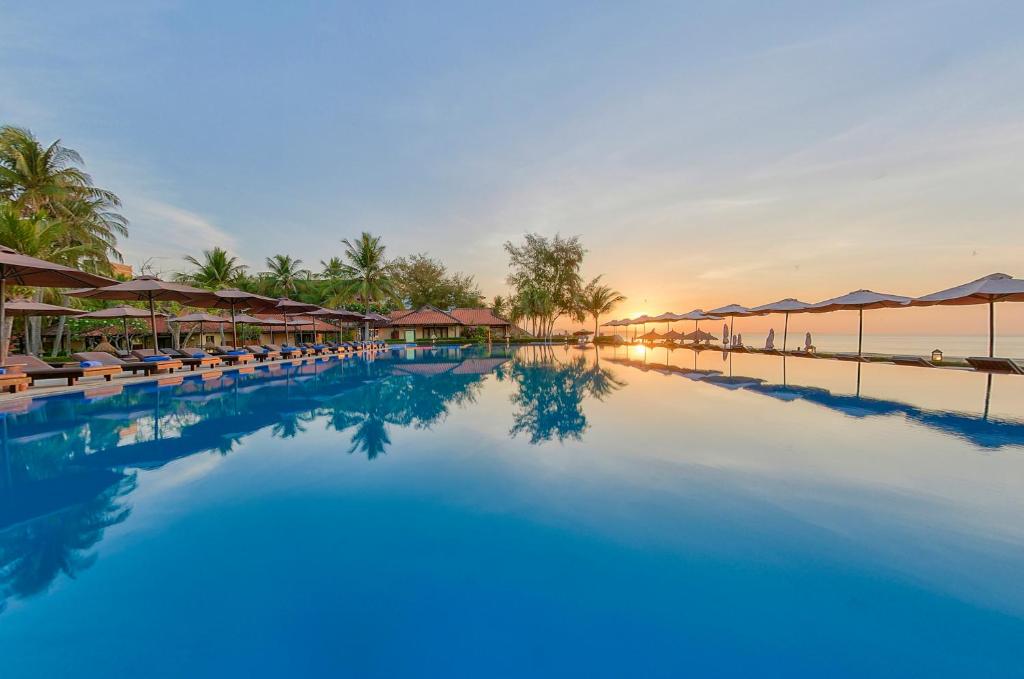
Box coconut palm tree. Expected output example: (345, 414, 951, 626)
(0, 125, 126, 264)
(263, 254, 308, 297)
(320, 256, 345, 280)
(338, 232, 397, 311)
(578, 275, 625, 341)
(181, 247, 247, 290)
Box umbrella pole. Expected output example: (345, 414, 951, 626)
(0, 278, 6, 366)
(231, 303, 239, 348)
(858, 308, 864, 357)
(284, 313, 291, 345)
(123, 317, 129, 350)
(149, 296, 159, 351)
(989, 300, 995, 357)
(783, 313, 789, 352)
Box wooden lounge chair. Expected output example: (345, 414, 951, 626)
(6, 354, 122, 386)
(209, 346, 255, 365)
(73, 351, 182, 375)
(245, 345, 280, 361)
(260, 346, 299, 360)
(892, 355, 935, 368)
(0, 372, 30, 393)
(147, 348, 223, 371)
(965, 357, 1024, 375)
(762, 348, 783, 356)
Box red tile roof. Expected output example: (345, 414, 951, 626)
(386, 306, 511, 327)
(449, 308, 510, 327)
(387, 306, 463, 326)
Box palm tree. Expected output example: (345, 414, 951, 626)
(263, 254, 308, 297)
(338, 232, 396, 311)
(0, 125, 126, 264)
(181, 247, 247, 290)
(578, 275, 625, 341)
(320, 256, 345, 280)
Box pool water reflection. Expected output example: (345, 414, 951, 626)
(1, 345, 1023, 677)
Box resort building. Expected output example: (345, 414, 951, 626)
(384, 305, 514, 341)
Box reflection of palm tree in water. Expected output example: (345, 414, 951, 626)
(508, 347, 625, 444)
(325, 371, 487, 459)
(0, 472, 135, 613)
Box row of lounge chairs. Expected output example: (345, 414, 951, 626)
(2, 340, 388, 389)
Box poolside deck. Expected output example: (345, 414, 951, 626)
(0, 351, 380, 409)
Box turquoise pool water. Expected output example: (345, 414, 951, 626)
(1, 346, 1023, 677)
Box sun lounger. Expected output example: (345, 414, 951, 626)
(245, 345, 280, 361)
(263, 344, 301, 359)
(762, 348, 783, 356)
(892, 355, 935, 368)
(73, 351, 182, 375)
(0, 372, 30, 393)
(149, 348, 224, 371)
(6, 354, 122, 386)
(209, 346, 255, 365)
(965, 357, 1024, 375)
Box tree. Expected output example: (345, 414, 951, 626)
(577, 275, 625, 340)
(263, 254, 308, 297)
(391, 253, 484, 309)
(0, 126, 128, 354)
(180, 247, 247, 290)
(504, 233, 585, 341)
(491, 295, 507, 319)
(0, 125, 126, 265)
(338, 232, 397, 311)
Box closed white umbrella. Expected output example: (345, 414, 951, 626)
(908, 273, 1024, 357)
(749, 298, 813, 352)
(806, 289, 911, 357)
(765, 328, 775, 350)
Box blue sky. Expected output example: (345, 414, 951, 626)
(2, 1, 1022, 329)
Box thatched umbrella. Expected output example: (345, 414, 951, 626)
(0, 244, 115, 364)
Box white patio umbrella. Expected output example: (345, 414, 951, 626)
(748, 299, 813, 352)
(805, 290, 911, 357)
(708, 303, 755, 346)
(908, 273, 1024, 357)
(679, 309, 722, 333)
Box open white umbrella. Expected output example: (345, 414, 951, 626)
(908, 273, 1024, 357)
(748, 299, 813, 352)
(709, 304, 753, 346)
(806, 289, 911, 357)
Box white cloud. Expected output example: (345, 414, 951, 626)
(118, 197, 241, 276)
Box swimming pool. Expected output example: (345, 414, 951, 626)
(1, 345, 1023, 677)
